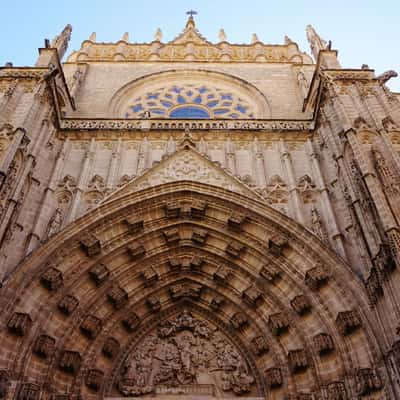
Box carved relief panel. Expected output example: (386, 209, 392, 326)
(118, 310, 257, 397)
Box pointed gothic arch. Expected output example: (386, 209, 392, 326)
(0, 181, 386, 399)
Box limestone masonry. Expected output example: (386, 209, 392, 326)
(0, 16, 400, 399)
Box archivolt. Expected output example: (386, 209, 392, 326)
(0, 181, 386, 399)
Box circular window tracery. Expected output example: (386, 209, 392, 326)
(124, 84, 255, 119)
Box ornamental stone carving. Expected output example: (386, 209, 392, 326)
(102, 337, 120, 359)
(125, 217, 144, 234)
(58, 295, 79, 316)
(163, 228, 180, 245)
(336, 310, 362, 335)
(141, 267, 159, 287)
(191, 228, 208, 245)
(122, 312, 141, 333)
(7, 312, 32, 336)
(265, 367, 282, 389)
(80, 315, 102, 339)
(17, 383, 40, 400)
(146, 297, 161, 312)
(169, 282, 203, 300)
(327, 381, 347, 400)
(356, 368, 382, 395)
(227, 212, 248, 232)
(242, 286, 263, 307)
(89, 263, 109, 286)
(127, 243, 146, 260)
(168, 257, 181, 271)
(230, 312, 248, 330)
(268, 312, 289, 336)
(86, 369, 104, 392)
(213, 266, 232, 284)
(288, 349, 309, 374)
(40, 266, 63, 291)
(107, 285, 128, 309)
(118, 310, 255, 396)
(33, 334, 56, 358)
(313, 333, 334, 355)
(80, 233, 101, 257)
(210, 296, 225, 310)
(305, 264, 329, 290)
(290, 294, 311, 315)
(225, 241, 245, 258)
(268, 233, 288, 256)
(251, 336, 269, 355)
(59, 351, 81, 375)
(259, 264, 281, 283)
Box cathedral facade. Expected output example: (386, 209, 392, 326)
(0, 16, 400, 399)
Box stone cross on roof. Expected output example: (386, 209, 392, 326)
(186, 10, 198, 17)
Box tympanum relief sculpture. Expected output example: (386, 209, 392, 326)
(118, 310, 255, 397)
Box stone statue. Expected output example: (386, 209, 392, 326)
(118, 310, 255, 396)
(154, 28, 163, 42)
(306, 24, 328, 60)
(219, 29, 227, 42)
(51, 24, 72, 60)
(47, 208, 63, 238)
(251, 33, 260, 44)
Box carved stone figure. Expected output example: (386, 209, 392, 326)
(46, 208, 64, 239)
(118, 310, 255, 396)
(51, 24, 72, 60)
(306, 25, 328, 60)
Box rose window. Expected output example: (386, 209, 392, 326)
(124, 84, 255, 119)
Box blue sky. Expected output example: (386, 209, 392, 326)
(1, 0, 399, 92)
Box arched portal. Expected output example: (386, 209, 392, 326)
(0, 182, 386, 399)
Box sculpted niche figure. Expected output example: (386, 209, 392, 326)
(118, 310, 255, 396)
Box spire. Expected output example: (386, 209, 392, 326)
(50, 24, 72, 60)
(185, 10, 197, 29)
(219, 29, 227, 42)
(154, 28, 163, 42)
(306, 24, 328, 60)
(89, 32, 96, 42)
(121, 32, 129, 42)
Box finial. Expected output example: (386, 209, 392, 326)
(306, 24, 328, 60)
(284, 35, 293, 45)
(154, 28, 163, 42)
(251, 33, 260, 44)
(89, 32, 96, 42)
(122, 32, 129, 42)
(219, 29, 227, 42)
(4, 62, 13, 67)
(50, 24, 73, 60)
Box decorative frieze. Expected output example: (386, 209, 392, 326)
(191, 228, 208, 245)
(7, 312, 32, 336)
(58, 295, 79, 316)
(268, 312, 289, 336)
(40, 267, 63, 291)
(265, 367, 283, 389)
(125, 217, 144, 234)
(59, 351, 81, 374)
(146, 296, 161, 312)
(213, 265, 231, 284)
(305, 264, 329, 290)
(259, 264, 281, 283)
(127, 242, 146, 260)
(242, 285, 263, 307)
(122, 313, 141, 332)
(227, 212, 248, 232)
(102, 337, 120, 359)
(89, 263, 109, 286)
(86, 369, 104, 391)
(163, 228, 180, 245)
(268, 233, 288, 256)
(251, 336, 269, 355)
(356, 368, 382, 395)
(230, 312, 248, 330)
(107, 286, 128, 309)
(33, 334, 56, 358)
(313, 333, 334, 355)
(80, 233, 101, 257)
(140, 266, 159, 287)
(225, 241, 245, 258)
(17, 383, 40, 400)
(288, 349, 308, 374)
(290, 294, 311, 315)
(80, 315, 102, 339)
(336, 310, 362, 335)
